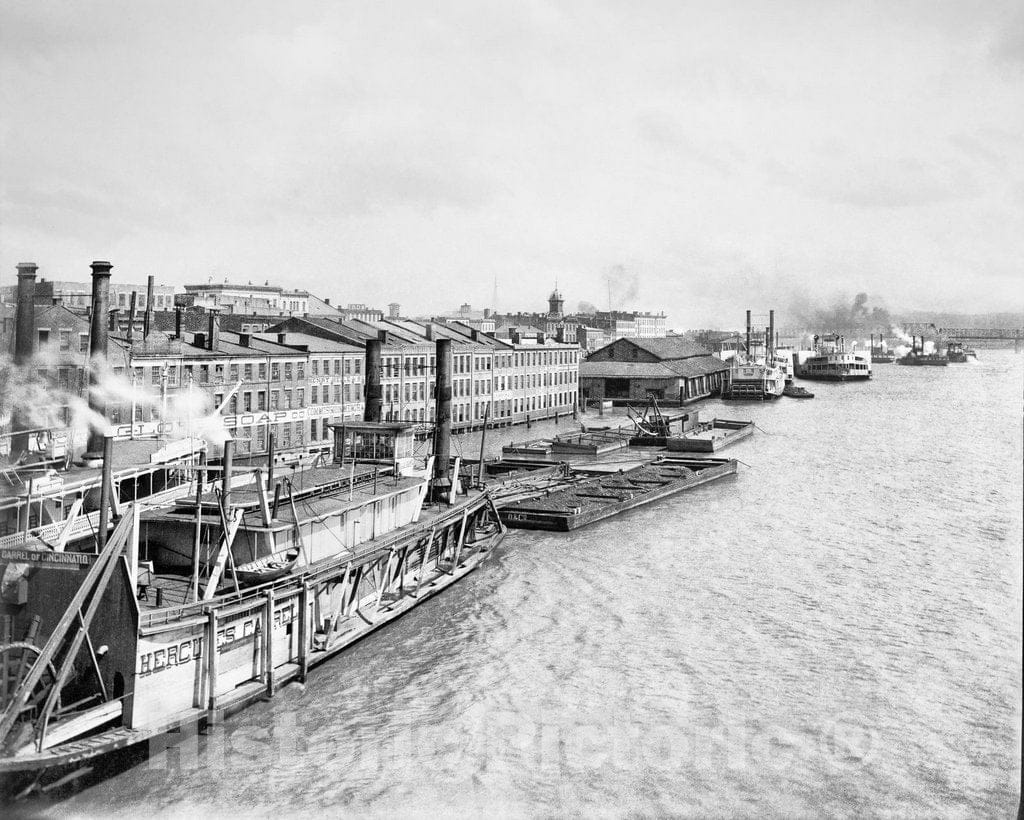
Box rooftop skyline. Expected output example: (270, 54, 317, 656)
(2, 1, 1022, 328)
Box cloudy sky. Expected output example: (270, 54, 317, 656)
(1, 0, 1021, 328)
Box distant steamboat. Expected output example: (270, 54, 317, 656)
(794, 334, 872, 381)
(897, 336, 948, 366)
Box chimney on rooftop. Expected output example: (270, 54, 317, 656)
(174, 306, 183, 339)
(207, 312, 219, 351)
(536, 333, 545, 344)
(239, 332, 250, 347)
(85, 261, 112, 457)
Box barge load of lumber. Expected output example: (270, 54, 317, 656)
(498, 457, 738, 531)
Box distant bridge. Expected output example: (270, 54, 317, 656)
(901, 324, 1024, 341)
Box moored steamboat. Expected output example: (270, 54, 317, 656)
(0, 335, 504, 793)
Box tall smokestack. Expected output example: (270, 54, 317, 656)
(10, 263, 38, 459)
(127, 291, 137, 345)
(768, 309, 775, 365)
(745, 310, 751, 360)
(174, 306, 183, 339)
(14, 263, 36, 364)
(85, 261, 112, 457)
(143, 274, 155, 340)
(363, 338, 382, 422)
(432, 337, 452, 498)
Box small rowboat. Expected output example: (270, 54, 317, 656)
(783, 384, 814, 399)
(231, 547, 300, 587)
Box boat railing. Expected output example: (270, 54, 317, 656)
(138, 491, 489, 630)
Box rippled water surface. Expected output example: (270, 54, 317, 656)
(53, 353, 1023, 817)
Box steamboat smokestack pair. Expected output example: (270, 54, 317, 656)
(361, 335, 453, 498)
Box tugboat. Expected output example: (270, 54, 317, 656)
(793, 334, 872, 381)
(897, 336, 948, 366)
(783, 384, 814, 399)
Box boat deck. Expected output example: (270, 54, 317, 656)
(135, 487, 493, 615)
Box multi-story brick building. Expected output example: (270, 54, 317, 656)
(267, 315, 580, 431)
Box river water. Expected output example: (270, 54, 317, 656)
(50, 352, 1023, 817)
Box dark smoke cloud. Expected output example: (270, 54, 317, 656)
(577, 301, 598, 315)
(789, 291, 893, 334)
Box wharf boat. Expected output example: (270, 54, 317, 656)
(665, 419, 753, 453)
(498, 456, 737, 531)
(0, 343, 505, 793)
(793, 334, 872, 381)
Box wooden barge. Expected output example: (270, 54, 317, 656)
(498, 457, 738, 531)
(501, 427, 633, 458)
(665, 418, 754, 453)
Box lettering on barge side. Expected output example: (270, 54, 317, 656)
(136, 602, 296, 677)
(0, 548, 96, 570)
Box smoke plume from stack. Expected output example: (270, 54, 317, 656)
(790, 291, 893, 335)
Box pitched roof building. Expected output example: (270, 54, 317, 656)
(579, 336, 728, 405)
